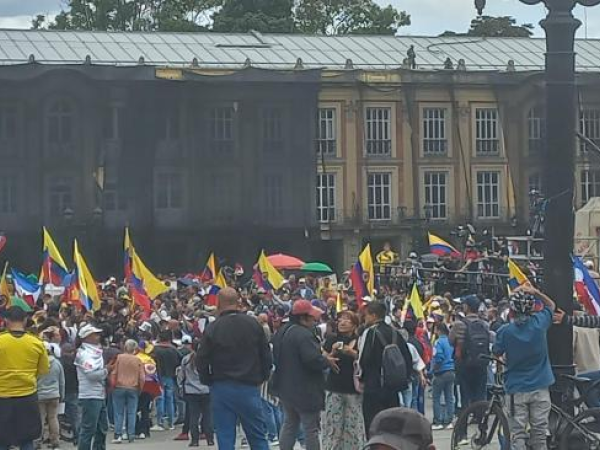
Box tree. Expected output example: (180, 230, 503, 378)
(294, 0, 410, 35)
(441, 15, 533, 38)
(212, 0, 295, 33)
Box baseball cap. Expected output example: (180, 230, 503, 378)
(291, 299, 323, 319)
(462, 294, 481, 311)
(3, 306, 27, 322)
(78, 324, 103, 339)
(181, 335, 193, 344)
(364, 407, 433, 450)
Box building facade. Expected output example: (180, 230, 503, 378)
(1, 30, 599, 274)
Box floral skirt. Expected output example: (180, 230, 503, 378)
(322, 391, 366, 450)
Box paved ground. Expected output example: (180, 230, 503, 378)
(105, 422, 454, 450)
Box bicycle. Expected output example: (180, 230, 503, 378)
(451, 355, 600, 450)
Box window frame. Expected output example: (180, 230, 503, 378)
(207, 105, 235, 152)
(154, 171, 184, 211)
(474, 107, 501, 156)
(316, 172, 336, 223)
(423, 170, 449, 220)
(367, 171, 392, 221)
(422, 106, 448, 156)
(364, 105, 393, 157)
(475, 170, 502, 219)
(316, 107, 338, 157)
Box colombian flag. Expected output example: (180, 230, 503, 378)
(507, 258, 529, 290)
(201, 252, 218, 283)
(0, 262, 10, 303)
(41, 227, 69, 286)
(428, 233, 461, 258)
(255, 251, 285, 291)
(73, 240, 100, 311)
(402, 283, 425, 322)
(350, 244, 374, 307)
(124, 228, 168, 312)
(203, 252, 227, 306)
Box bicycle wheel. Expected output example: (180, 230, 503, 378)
(451, 401, 511, 450)
(559, 407, 600, 450)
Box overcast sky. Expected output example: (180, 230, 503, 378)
(1, 0, 600, 38)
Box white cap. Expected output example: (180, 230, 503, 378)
(79, 324, 102, 339)
(299, 278, 306, 283)
(181, 335, 193, 344)
(431, 300, 440, 308)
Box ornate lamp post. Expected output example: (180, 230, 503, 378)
(475, 0, 600, 375)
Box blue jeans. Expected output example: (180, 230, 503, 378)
(64, 392, 80, 443)
(411, 378, 425, 414)
(433, 371, 456, 425)
(78, 399, 108, 450)
(262, 399, 282, 441)
(211, 381, 269, 450)
(156, 377, 176, 427)
(112, 388, 139, 439)
(0, 443, 34, 450)
(400, 385, 412, 408)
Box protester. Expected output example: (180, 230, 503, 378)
(0, 307, 50, 450)
(321, 310, 365, 450)
(449, 294, 490, 410)
(493, 285, 556, 450)
(152, 330, 182, 431)
(359, 302, 412, 436)
(61, 343, 80, 444)
(431, 322, 455, 430)
(136, 341, 159, 439)
(271, 299, 337, 450)
(37, 342, 66, 449)
(178, 342, 214, 447)
(109, 339, 145, 443)
(364, 407, 435, 450)
(196, 287, 272, 450)
(76, 324, 108, 450)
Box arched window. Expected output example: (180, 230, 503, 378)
(47, 99, 74, 145)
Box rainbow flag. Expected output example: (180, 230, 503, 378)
(428, 233, 461, 258)
(41, 227, 69, 286)
(73, 240, 100, 311)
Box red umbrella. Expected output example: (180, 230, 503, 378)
(267, 253, 305, 270)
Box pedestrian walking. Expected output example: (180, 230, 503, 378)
(431, 323, 455, 430)
(37, 342, 65, 449)
(152, 330, 182, 431)
(196, 287, 272, 450)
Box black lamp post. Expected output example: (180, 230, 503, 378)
(475, 0, 600, 377)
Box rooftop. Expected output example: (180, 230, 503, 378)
(1, 29, 599, 72)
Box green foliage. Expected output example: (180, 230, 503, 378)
(441, 16, 533, 38)
(212, 0, 295, 33)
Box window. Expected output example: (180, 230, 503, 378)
(528, 172, 543, 194)
(209, 173, 234, 222)
(528, 107, 545, 154)
(155, 172, 183, 210)
(47, 100, 74, 145)
(0, 175, 17, 214)
(262, 108, 283, 151)
(581, 170, 600, 205)
(208, 106, 234, 151)
(423, 108, 447, 155)
(103, 104, 124, 140)
(476, 171, 501, 219)
(316, 173, 336, 223)
(579, 109, 600, 153)
(0, 105, 17, 141)
(263, 175, 284, 220)
(316, 108, 336, 156)
(367, 172, 392, 220)
(423, 171, 447, 219)
(103, 175, 127, 212)
(48, 176, 73, 217)
(475, 108, 500, 155)
(365, 107, 391, 156)
(160, 108, 180, 141)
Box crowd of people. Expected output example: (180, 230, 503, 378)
(1, 255, 600, 450)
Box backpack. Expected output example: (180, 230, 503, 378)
(375, 328, 409, 392)
(409, 332, 432, 365)
(462, 318, 490, 369)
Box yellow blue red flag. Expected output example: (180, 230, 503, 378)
(73, 240, 100, 311)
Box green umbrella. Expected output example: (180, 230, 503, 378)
(10, 296, 33, 312)
(301, 262, 334, 273)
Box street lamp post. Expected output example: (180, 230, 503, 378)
(475, 0, 600, 375)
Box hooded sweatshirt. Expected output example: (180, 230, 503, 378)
(75, 343, 107, 400)
(37, 354, 65, 401)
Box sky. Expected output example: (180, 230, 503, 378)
(1, 0, 600, 38)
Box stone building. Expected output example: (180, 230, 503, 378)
(0, 30, 599, 274)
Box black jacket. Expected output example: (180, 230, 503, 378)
(359, 321, 412, 393)
(196, 310, 272, 386)
(271, 322, 327, 412)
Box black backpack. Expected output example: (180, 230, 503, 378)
(462, 318, 490, 369)
(375, 329, 409, 391)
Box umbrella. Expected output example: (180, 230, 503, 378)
(267, 253, 305, 270)
(301, 262, 334, 273)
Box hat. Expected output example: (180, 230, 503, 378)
(298, 278, 306, 283)
(181, 335, 193, 344)
(462, 294, 481, 311)
(291, 299, 323, 319)
(430, 300, 440, 308)
(364, 407, 433, 450)
(159, 310, 171, 322)
(78, 324, 103, 339)
(409, 252, 418, 259)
